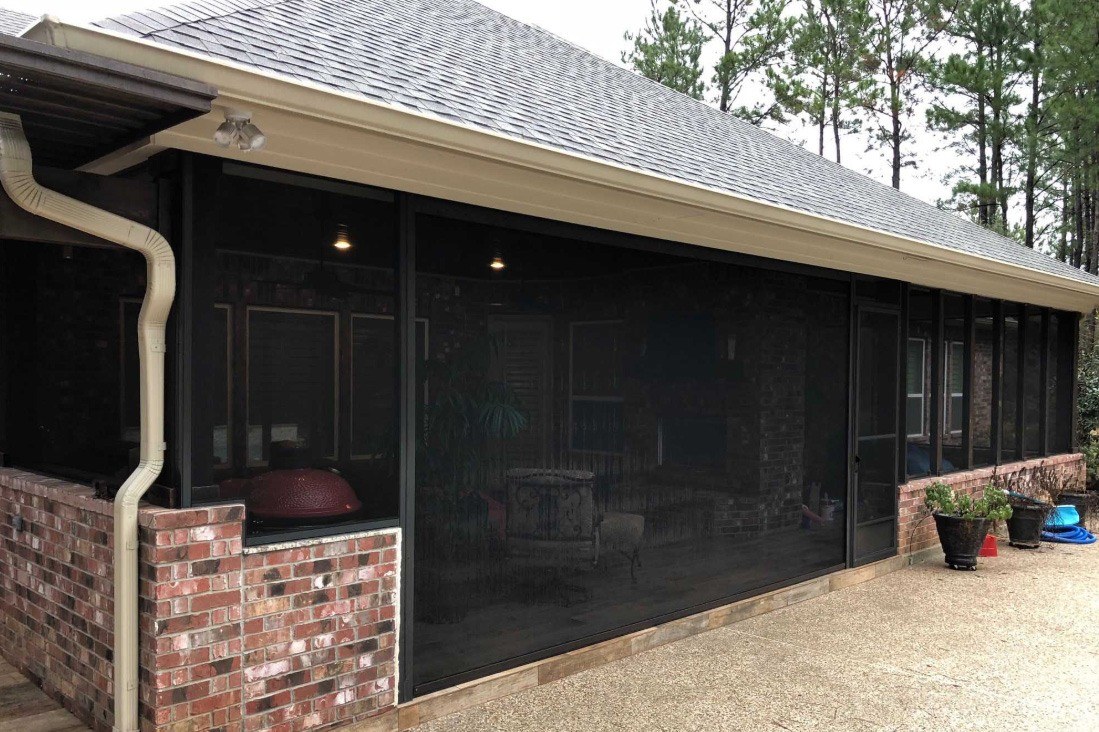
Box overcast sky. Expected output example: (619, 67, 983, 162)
(5, 0, 956, 206)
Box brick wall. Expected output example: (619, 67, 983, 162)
(898, 453, 1085, 555)
(0, 468, 399, 732)
(0, 470, 115, 729)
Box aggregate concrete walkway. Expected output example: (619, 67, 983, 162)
(419, 542, 1099, 732)
(0, 542, 1095, 732)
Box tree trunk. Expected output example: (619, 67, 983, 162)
(832, 74, 842, 164)
(991, 43, 1008, 228)
(818, 76, 827, 156)
(1073, 163, 1085, 268)
(977, 97, 989, 226)
(1023, 24, 1041, 248)
(891, 78, 902, 190)
(1060, 179, 1070, 262)
(976, 41, 989, 227)
(718, 1, 733, 113)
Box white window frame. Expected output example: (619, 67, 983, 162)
(906, 337, 926, 438)
(944, 340, 965, 436)
(568, 320, 625, 455)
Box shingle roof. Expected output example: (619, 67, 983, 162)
(0, 7, 34, 36)
(95, 0, 1096, 285)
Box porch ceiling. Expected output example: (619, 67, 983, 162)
(0, 33, 215, 169)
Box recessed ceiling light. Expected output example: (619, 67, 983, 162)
(333, 224, 352, 251)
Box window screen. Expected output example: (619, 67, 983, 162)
(906, 289, 933, 477)
(906, 338, 925, 438)
(413, 212, 849, 694)
(247, 308, 337, 465)
(971, 299, 995, 467)
(196, 164, 400, 536)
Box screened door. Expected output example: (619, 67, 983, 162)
(853, 308, 901, 564)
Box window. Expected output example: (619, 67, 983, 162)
(944, 340, 964, 435)
(569, 320, 624, 454)
(906, 338, 925, 438)
(940, 294, 966, 469)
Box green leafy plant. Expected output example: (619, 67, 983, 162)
(924, 481, 1012, 520)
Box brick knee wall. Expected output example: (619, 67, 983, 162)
(899, 453, 1085, 555)
(0, 471, 116, 730)
(0, 468, 399, 732)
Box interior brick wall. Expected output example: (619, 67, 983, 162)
(0, 468, 399, 732)
(898, 453, 1085, 555)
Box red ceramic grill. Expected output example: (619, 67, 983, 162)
(246, 468, 362, 521)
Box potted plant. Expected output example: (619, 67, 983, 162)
(925, 482, 1012, 570)
(994, 467, 1052, 548)
(1005, 495, 1052, 548)
(1026, 462, 1096, 531)
(415, 334, 528, 623)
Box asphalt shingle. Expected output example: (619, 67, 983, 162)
(0, 7, 34, 36)
(94, 0, 1096, 285)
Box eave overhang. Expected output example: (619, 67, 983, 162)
(24, 18, 1099, 314)
(0, 32, 216, 169)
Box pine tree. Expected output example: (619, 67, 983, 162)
(678, 0, 795, 122)
(1041, 0, 1099, 270)
(862, 0, 953, 190)
(624, 1, 709, 99)
(778, 0, 875, 162)
(926, 0, 1024, 232)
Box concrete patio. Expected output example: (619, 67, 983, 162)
(417, 541, 1099, 732)
(2, 540, 1096, 731)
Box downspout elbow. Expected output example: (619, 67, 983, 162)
(0, 112, 176, 732)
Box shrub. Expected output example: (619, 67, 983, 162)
(924, 481, 1012, 521)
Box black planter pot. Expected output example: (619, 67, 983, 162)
(1059, 492, 1090, 530)
(933, 513, 991, 570)
(1006, 503, 1051, 548)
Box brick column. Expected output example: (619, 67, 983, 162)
(139, 504, 245, 731)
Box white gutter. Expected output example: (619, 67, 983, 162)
(0, 113, 175, 732)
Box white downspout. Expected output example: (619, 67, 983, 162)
(0, 112, 175, 732)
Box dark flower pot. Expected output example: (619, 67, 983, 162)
(1006, 503, 1052, 549)
(1059, 492, 1090, 530)
(933, 513, 990, 570)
